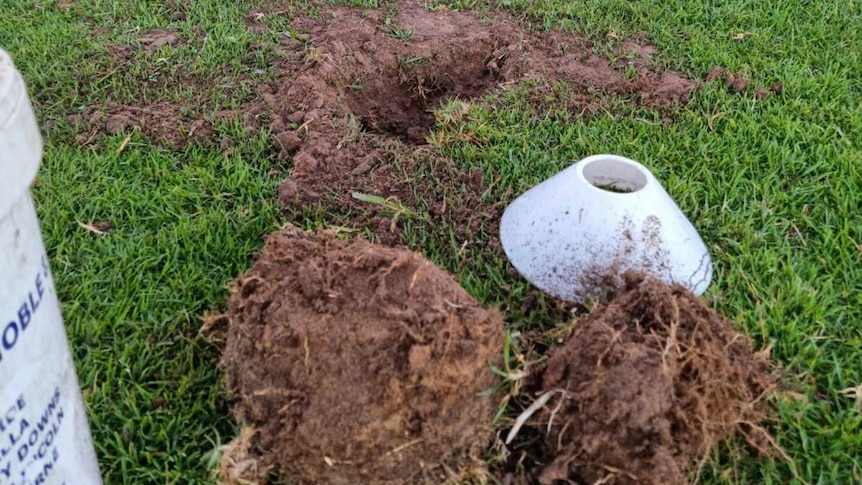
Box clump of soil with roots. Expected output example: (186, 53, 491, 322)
(217, 226, 505, 485)
(510, 275, 778, 485)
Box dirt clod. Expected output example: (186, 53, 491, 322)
(705, 66, 782, 98)
(533, 275, 776, 485)
(705, 66, 726, 82)
(138, 29, 179, 50)
(274, 130, 303, 154)
(726, 71, 749, 93)
(221, 227, 505, 484)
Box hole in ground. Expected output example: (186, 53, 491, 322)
(583, 157, 649, 193)
(344, 51, 501, 144)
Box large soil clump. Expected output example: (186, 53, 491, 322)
(533, 275, 776, 485)
(219, 226, 505, 484)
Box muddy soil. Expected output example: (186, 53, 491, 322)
(521, 275, 776, 485)
(219, 226, 505, 485)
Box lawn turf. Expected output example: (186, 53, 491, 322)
(0, 0, 860, 483)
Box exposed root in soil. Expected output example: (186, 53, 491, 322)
(216, 427, 272, 485)
(507, 274, 779, 485)
(217, 226, 505, 485)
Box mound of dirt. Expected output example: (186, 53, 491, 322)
(66, 1, 701, 246)
(265, 0, 694, 199)
(256, 0, 697, 247)
(219, 226, 505, 484)
(532, 275, 776, 485)
(256, 0, 695, 146)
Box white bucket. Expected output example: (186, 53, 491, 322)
(500, 154, 713, 302)
(0, 49, 102, 483)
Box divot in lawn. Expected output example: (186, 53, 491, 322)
(260, 0, 698, 245)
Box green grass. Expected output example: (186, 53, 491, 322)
(40, 137, 283, 484)
(1, 0, 860, 484)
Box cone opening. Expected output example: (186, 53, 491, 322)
(582, 157, 648, 193)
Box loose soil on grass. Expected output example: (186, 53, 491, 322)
(704, 66, 784, 98)
(513, 274, 777, 485)
(263, 0, 696, 244)
(67, 0, 701, 246)
(217, 226, 505, 485)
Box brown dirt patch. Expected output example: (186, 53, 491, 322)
(245, 11, 269, 34)
(218, 226, 505, 485)
(255, 0, 698, 245)
(68, 101, 218, 147)
(138, 28, 180, 50)
(704, 66, 782, 98)
(259, 1, 695, 144)
(67, 27, 247, 149)
(64, 1, 702, 246)
(278, 138, 501, 247)
(517, 274, 777, 484)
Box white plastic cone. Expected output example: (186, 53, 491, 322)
(500, 154, 712, 302)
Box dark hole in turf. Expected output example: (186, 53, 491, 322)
(343, 56, 501, 144)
